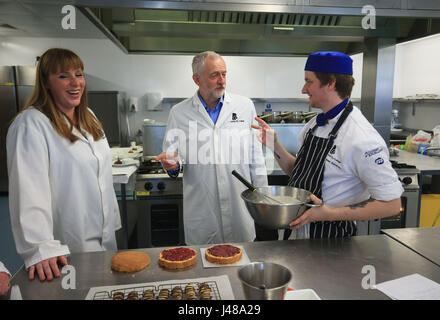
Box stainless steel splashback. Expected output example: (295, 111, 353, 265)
(271, 123, 304, 155)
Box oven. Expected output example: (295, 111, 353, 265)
(382, 161, 420, 229)
(354, 161, 420, 235)
(135, 156, 185, 247)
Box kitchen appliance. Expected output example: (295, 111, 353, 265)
(135, 156, 184, 247)
(87, 91, 126, 146)
(358, 160, 420, 235)
(0, 66, 36, 192)
(142, 122, 167, 156)
(390, 109, 402, 131)
(385, 161, 420, 229)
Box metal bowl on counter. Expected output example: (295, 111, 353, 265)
(257, 111, 317, 124)
(279, 111, 304, 123)
(258, 111, 282, 123)
(241, 186, 321, 229)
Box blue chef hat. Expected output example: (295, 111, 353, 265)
(305, 51, 353, 75)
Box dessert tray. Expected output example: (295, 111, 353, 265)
(85, 275, 234, 300)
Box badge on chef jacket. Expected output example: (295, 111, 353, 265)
(364, 147, 383, 158)
(375, 157, 384, 165)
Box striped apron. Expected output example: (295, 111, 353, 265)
(284, 101, 356, 239)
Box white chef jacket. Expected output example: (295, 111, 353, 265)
(281, 105, 403, 240)
(163, 91, 268, 245)
(7, 108, 121, 269)
(299, 105, 403, 207)
(0, 261, 11, 277)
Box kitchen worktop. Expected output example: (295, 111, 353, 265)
(10, 235, 440, 300)
(382, 227, 440, 267)
(391, 149, 440, 174)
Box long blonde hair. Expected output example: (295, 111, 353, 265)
(23, 48, 104, 142)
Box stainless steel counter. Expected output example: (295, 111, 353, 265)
(391, 149, 440, 174)
(382, 227, 440, 267)
(10, 235, 440, 300)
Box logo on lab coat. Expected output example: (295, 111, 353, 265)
(375, 157, 384, 165)
(230, 113, 244, 123)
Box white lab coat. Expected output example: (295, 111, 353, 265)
(7, 108, 121, 269)
(163, 91, 267, 245)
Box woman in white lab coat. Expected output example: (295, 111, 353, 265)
(6, 48, 121, 282)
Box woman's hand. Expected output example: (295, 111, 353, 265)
(28, 256, 68, 282)
(251, 117, 278, 150)
(289, 194, 328, 229)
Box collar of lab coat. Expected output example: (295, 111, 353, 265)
(191, 91, 232, 128)
(60, 112, 91, 143)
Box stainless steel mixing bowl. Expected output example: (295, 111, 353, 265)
(241, 186, 320, 229)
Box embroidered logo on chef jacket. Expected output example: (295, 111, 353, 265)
(364, 147, 383, 158)
(375, 157, 384, 165)
(326, 146, 342, 170)
(230, 112, 244, 123)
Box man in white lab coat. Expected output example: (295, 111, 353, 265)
(156, 51, 267, 245)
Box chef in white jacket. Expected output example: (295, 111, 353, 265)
(156, 51, 267, 245)
(7, 48, 121, 281)
(0, 261, 11, 296)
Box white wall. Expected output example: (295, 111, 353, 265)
(2, 34, 440, 100)
(393, 33, 440, 97)
(0, 36, 363, 99)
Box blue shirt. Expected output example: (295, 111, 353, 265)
(198, 91, 224, 124)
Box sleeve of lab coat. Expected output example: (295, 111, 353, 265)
(249, 102, 268, 187)
(113, 193, 122, 230)
(0, 261, 10, 277)
(162, 108, 179, 155)
(7, 123, 70, 269)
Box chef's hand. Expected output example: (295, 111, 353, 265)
(29, 256, 68, 282)
(0, 272, 10, 296)
(289, 194, 328, 229)
(251, 117, 278, 150)
(155, 152, 179, 171)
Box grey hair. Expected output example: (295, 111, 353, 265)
(192, 51, 222, 75)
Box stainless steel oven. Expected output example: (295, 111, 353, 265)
(358, 162, 420, 235)
(135, 156, 185, 247)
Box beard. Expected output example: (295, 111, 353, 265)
(211, 86, 225, 99)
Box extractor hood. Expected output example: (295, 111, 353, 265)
(76, 0, 440, 56)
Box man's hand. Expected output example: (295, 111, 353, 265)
(28, 256, 68, 282)
(0, 272, 10, 296)
(289, 194, 327, 229)
(251, 117, 278, 150)
(155, 152, 179, 171)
